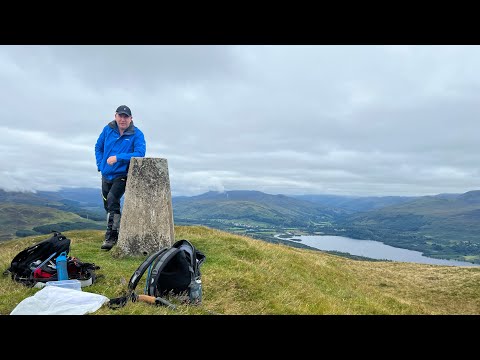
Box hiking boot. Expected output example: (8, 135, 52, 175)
(101, 239, 116, 250)
(101, 230, 118, 251)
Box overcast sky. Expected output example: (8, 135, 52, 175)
(1, 45, 480, 197)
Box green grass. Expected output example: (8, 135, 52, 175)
(1, 226, 479, 315)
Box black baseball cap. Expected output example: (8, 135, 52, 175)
(116, 105, 132, 117)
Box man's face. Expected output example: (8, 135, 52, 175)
(115, 113, 132, 131)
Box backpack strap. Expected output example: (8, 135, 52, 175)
(128, 247, 169, 292)
(148, 247, 181, 297)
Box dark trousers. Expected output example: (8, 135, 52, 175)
(102, 176, 127, 215)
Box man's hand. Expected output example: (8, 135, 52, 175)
(107, 156, 117, 165)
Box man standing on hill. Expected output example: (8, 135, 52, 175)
(94, 105, 146, 250)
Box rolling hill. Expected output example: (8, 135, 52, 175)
(172, 190, 344, 227)
(0, 189, 106, 241)
(0, 203, 104, 241)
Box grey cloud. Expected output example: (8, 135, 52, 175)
(2, 45, 480, 196)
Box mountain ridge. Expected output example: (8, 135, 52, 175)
(2, 187, 480, 263)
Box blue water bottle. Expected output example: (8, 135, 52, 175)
(56, 251, 69, 281)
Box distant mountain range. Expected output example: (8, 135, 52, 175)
(38, 188, 104, 207)
(291, 194, 417, 212)
(339, 191, 480, 256)
(173, 190, 345, 227)
(1, 187, 479, 263)
(0, 188, 103, 208)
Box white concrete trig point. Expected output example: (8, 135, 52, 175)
(117, 157, 175, 256)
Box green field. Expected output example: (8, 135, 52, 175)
(1, 226, 479, 315)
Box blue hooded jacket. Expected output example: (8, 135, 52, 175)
(95, 120, 146, 181)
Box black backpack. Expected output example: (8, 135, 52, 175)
(4, 231, 99, 287)
(109, 239, 206, 309)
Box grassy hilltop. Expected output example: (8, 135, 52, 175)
(0, 226, 479, 315)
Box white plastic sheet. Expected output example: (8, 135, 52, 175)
(10, 285, 109, 315)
